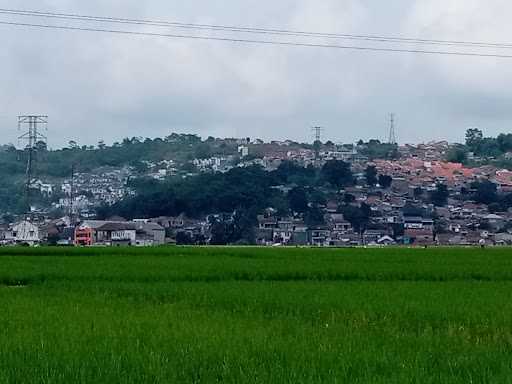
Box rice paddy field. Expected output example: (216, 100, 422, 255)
(1, 246, 512, 383)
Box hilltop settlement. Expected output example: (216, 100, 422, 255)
(2, 128, 512, 247)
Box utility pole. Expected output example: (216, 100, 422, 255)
(18, 115, 48, 216)
(311, 126, 324, 143)
(70, 163, 75, 224)
(311, 126, 324, 159)
(388, 113, 397, 145)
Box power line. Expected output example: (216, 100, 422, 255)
(2, 20, 512, 58)
(2, 8, 512, 50)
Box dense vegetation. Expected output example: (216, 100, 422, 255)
(0, 134, 235, 178)
(98, 161, 377, 244)
(446, 128, 512, 166)
(1, 247, 512, 383)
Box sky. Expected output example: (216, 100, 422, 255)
(1, 0, 512, 148)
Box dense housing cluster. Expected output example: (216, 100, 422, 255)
(2, 131, 512, 246)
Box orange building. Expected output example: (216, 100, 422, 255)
(75, 227, 94, 246)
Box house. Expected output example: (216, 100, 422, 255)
(0, 224, 9, 245)
(377, 235, 396, 246)
(148, 216, 185, 230)
(308, 227, 330, 246)
(273, 218, 294, 245)
(9, 221, 41, 246)
(257, 215, 278, 230)
(75, 220, 108, 246)
(403, 216, 434, 230)
(325, 201, 339, 214)
(364, 229, 393, 245)
(134, 222, 165, 246)
(495, 233, 512, 246)
(332, 233, 361, 247)
(256, 227, 274, 245)
(404, 229, 434, 246)
(75, 220, 135, 246)
(482, 214, 506, 231)
(325, 214, 353, 234)
(290, 225, 309, 245)
(436, 231, 484, 246)
(96, 222, 137, 246)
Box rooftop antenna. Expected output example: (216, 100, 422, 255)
(18, 115, 48, 217)
(388, 113, 397, 145)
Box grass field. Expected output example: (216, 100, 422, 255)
(1, 247, 512, 383)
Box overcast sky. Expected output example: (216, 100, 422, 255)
(1, 0, 512, 148)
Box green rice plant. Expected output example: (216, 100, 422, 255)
(0, 247, 512, 383)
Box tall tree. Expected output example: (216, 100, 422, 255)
(288, 187, 309, 214)
(378, 175, 393, 189)
(431, 184, 450, 207)
(321, 160, 354, 188)
(341, 203, 371, 233)
(465, 128, 483, 151)
(472, 181, 498, 205)
(365, 166, 378, 186)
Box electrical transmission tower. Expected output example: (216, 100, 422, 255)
(388, 113, 397, 145)
(18, 115, 48, 215)
(311, 126, 324, 143)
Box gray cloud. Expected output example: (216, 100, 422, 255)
(1, 0, 511, 147)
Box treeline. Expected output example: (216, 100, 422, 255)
(0, 134, 235, 178)
(98, 161, 358, 219)
(447, 129, 512, 164)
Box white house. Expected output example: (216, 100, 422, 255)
(10, 221, 41, 245)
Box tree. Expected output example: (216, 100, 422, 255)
(446, 146, 468, 163)
(194, 143, 212, 159)
(341, 203, 371, 233)
(35, 141, 47, 152)
(68, 140, 79, 150)
(465, 128, 483, 150)
(488, 202, 502, 213)
(433, 213, 448, 235)
(501, 193, 512, 210)
(413, 187, 424, 199)
(1, 213, 14, 224)
(176, 231, 194, 245)
(472, 181, 498, 205)
(497, 134, 512, 153)
(365, 166, 378, 186)
(274, 161, 317, 186)
(403, 203, 424, 217)
(209, 216, 234, 245)
(378, 175, 393, 189)
(359, 140, 399, 160)
(430, 184, 450, 207)
(343, 193, 356, 204)
(181, 162, 198, 174)
(232, 208, 257, 244)
(305, 206, 325, 227)
(321, 160, 354, 188)
(288, 187, 308, 214)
